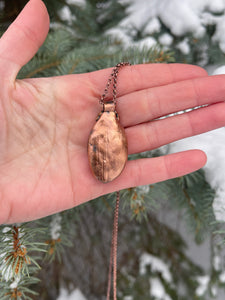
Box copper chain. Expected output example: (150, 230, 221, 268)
(107, 191, 120, 300)
(102, 62, 130, 300)
(99, 62, 131, 106)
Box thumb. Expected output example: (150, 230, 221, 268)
(0, 0, 49, 79)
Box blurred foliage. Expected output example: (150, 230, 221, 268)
(128, 9, 225, 67)
(0, 0, 224, 299)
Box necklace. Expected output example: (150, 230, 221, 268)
(88, 62, 130, 183)
(87, 62, 131, 299)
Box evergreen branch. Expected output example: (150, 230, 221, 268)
(67, 53, 115, 74)
(182, 187, 200, 234)
(24, 60, 61, 78)
(1, 0, 223, 298)
(0, 224, 47, 299)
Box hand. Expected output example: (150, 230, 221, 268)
(0, 0, 225, 224)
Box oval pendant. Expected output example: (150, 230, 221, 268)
(88, 102, 128, 183)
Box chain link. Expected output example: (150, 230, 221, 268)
(103, 62, 130, 300)
(99, 62, 131, 106)
(106, 191, 120, 300)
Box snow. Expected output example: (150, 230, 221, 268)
(107, 27, 133, 46)
(213, 65, 225, 75)
(176, 38, 190, 54)
(212, 16, 225, 52)
(0, 227, 22, 282)
(10, 276, 20, 289)
(2, 227, 11, 233)
(196, 275, 210, 296)
(219, 271, 225, 282)
(169, 128, 225, 221)
(50, 214, 62, 240)
(143, 17, 161, 35)
(121, 0, 160, 29)
(211, 285, 218, 297)
(167, 65, 225, 221)
(134, 37, 157, 49)
(159, 33, 173, 46)
(57, 288, 87, 300)
(207, 0, 225, 12)
(47, 1, 225, 297)
(159, 0, 205, 37)
(213, 255, 221, 271)
(137, 184, 150, 194)
(60, 0, 225, 57)
(186, 0, 225, 12)
(66, 0, 85, 5)
(150, 278, 172, 300)
(118, 0, 225, 58)
(60, 6, 73, 22)
(139, 253, 172, 282)
(120, 0, 225, 228)
(0, 254, 14, 282)
(121, 0, 205, 38)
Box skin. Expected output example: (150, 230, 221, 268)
(0, 0, 225, 224)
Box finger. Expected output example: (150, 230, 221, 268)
(87, 63, 207, 99)
(117, 74, 225, 127)
(0, 0, 49, 79)
(126, 102, 225, 154)
(101, 150, 207, 194)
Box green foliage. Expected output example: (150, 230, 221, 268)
(0, 0, 224, 299)
(0, 0, 28, 30)
(115, 211, 204, 300)
(0, 212, 76, 299)
(0, 225, 45, 299)
(18, 26, 174, 79)
(66, 0, 128, 40)
(40, 212, 75, 262)
(128, 11, 225, 66)
(150, 170, 215, 243)
(0, 0, 67, 30)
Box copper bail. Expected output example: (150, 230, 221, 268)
(103, 101, 116, 112)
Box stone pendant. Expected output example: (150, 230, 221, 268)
(88, 102, 128, 183)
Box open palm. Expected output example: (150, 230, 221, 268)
(1, 0, 225, 224)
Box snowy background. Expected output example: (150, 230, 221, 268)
(59, 0, 225, 299)
(118, 0, 225, 54)
(113, 0, 225, 223)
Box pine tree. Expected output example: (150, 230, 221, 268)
(0, 1, 225, 299)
